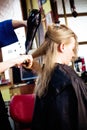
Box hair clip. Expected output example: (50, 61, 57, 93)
(56, 23, 60, 27)
(53, 23, 60, 29)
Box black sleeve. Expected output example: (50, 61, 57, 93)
(0, 91, 12, 130)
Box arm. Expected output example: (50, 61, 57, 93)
(0, 55, 33, 73)
(12, 20, 27, 29)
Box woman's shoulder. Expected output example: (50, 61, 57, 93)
(50, 64, 72, 89)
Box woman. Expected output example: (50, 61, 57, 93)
(0, 19, 31, 130)
(0, 54, 33, 130)
(29, 24, 87, 130)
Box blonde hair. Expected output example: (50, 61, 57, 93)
(32, 24, 78, 97)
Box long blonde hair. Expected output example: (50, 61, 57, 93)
(32, 24, 78, 97)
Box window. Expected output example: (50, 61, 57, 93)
(57, 0, 87, 70)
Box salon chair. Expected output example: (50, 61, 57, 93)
(9, 94, 36, 130)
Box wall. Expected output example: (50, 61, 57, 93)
(0, 0, 22, 20)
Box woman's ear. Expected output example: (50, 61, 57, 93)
(58, 43, 65, 52)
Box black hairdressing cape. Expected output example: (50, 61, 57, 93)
(31, 64, 87, 130)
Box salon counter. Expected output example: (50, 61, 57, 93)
(0, 82, 35, 101)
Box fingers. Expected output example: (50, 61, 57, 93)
(22, 55, 33, 68)
(15, 54, 33, 68)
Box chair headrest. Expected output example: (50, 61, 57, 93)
(10, 94, 36, 124)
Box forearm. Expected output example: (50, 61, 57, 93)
(12, 20, 27, 29)
(0, 59, 16, 73)
(0, 55, 33, 73)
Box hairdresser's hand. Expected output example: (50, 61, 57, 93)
(15, 54, 33, 68)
